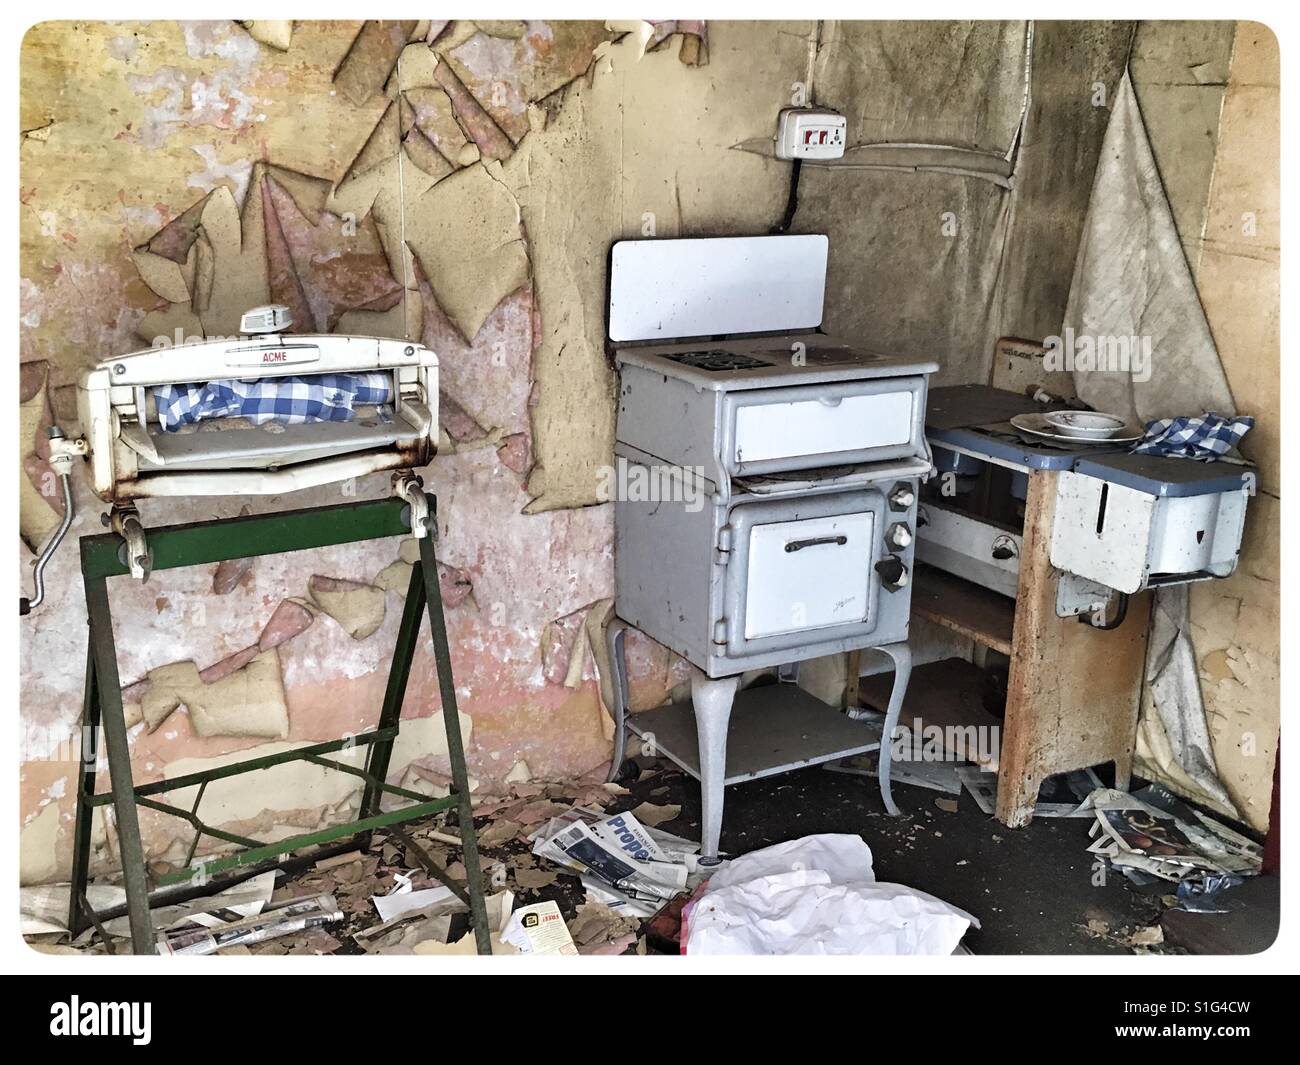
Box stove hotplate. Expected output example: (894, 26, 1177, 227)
(616, 338, 937, 392)
(659, 350, 773, 372)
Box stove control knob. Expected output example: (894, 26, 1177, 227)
(875, 554, 910, 591)
(886, 522, 913, 549)
(888, 482, 916, 512)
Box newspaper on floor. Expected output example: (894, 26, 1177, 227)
(531, 806, 689, 905)
(23, 872, 280, 944)
(1083, 786, 1262, 884)
(579, 823, 707, 918)
(156, 892, 342, 956)
(580, 878, 660, 919)
(956, 765, 1106, 819)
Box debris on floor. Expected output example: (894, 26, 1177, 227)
(1077, 915, 1167, 954)
(157, 892, 343, 956)
(628, 801, 682, 827)
(682, 833, 978, 955)
(30, 771, 679, 957)
(371, 881, 458, 924)
(21, 870, 280, 947)
(501, 900, 577, 955)
(567, 901, 643, 955)
(1083, 784, 1262, 891)
(1173, 873, 1249, 914)
(22, 760, 1269, 958)
(356, 889, 515, 955)
(827, 749, 963, 795)
(956, 765, 1104, 819)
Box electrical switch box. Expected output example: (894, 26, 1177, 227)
(775, 108, 846, 160)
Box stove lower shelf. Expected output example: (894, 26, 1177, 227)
(626, 683, 883, 786)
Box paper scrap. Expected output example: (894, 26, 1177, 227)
(372, 884, 457, 924)
(500, 900, 577, 955)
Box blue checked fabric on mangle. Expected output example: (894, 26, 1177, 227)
(153, 373, 394, 432)
(1130, 412, 1254, 460)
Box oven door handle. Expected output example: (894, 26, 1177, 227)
(784, 534, 848, 553)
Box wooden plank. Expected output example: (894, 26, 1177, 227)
(844, 649, 862, 710)
(859, 657, 1002, 768)
(911, 564, 1016, 657)
(996, 469, 1151, 827)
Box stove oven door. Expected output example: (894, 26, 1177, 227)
(720, 489, 886, 658)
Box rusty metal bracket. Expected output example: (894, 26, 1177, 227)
(108, 505, 152, 580)
(393, 472, 431, 539)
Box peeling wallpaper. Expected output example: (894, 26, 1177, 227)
(19, 19, 713, 883)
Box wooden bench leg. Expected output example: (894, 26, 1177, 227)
(995, 767, 1043, 828)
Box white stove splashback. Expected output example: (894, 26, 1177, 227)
(608, 234, 828, 342)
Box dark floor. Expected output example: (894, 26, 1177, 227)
(1161, 874, 1280, 954)
(621, 759, 1276, 955)
(247, 752, 1274, 957)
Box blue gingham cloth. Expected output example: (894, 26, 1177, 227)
(1130, 412, 1253, 460)
(153, 373, 393, 432)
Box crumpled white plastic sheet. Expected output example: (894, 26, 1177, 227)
(683, 834, 978, 955)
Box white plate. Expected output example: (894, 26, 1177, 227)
(1010, 412, 1143, 446)
(1042, 409, 1128, 439)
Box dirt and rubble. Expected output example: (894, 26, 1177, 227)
(30, 760, 690, 957)
(27, 758, 1275, 957)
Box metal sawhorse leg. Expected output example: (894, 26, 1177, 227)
(66, 494, 491, 955)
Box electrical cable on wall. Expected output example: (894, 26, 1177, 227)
(395, 51, 412, 342)
(770, 158, 803, 234)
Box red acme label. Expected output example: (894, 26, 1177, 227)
(262, 351, 288, 363)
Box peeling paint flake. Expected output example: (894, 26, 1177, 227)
(407, 162, 530, 342)
(309, 575, 387, 640)
(334, 20, 419, 107)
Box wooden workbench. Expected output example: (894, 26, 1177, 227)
(860, 386, 1153, 828)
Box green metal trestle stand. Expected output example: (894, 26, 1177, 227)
(66, 493, 492, 955)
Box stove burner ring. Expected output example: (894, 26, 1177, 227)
(660, 350, 772, 372)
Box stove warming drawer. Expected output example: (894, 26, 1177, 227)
(725, 377, 922, 475)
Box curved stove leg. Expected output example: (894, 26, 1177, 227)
(875, 642, 913, 816)
(692, 671, 740, 863)
(604, 620, 631, 784)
